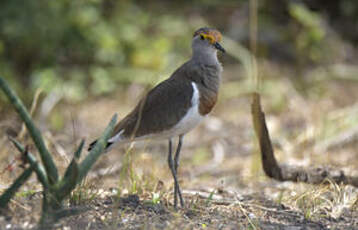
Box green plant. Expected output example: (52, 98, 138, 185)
(0, 77, 117, 228)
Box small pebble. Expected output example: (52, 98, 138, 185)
(248, 213, 256, 219)
(122, 218, 128, 223)
(109, 187, 118, 194)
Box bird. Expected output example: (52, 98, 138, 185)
(89, 27, 225, 208)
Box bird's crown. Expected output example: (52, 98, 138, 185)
(193, 27, 222, 44)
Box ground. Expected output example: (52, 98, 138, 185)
(1, 63, 358, 229)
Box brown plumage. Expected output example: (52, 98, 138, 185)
(112, 61, 221, 139)
(112, 68, 194, 139)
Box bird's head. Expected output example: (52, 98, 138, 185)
(192, 27, 225, 54)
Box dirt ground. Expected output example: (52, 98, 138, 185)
(1, 63, 358, 229)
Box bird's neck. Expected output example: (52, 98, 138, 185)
(191, 49, 219, 66)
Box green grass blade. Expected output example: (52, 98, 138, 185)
(74, 139, 85, 159)
(0, 166, 34, 208)
(57, 141, 84, 199)
(63, 139, 85, 180)
(77, 114, 117, 183)
(57, 159, 79, 200)
(0, 78, 58, 184)
(9, 137, 50, 189)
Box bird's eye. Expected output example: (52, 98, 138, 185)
(200, 35, 205, 40)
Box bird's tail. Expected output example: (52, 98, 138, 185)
(88, 139, 114, 152)
(88, 128, 125, 152)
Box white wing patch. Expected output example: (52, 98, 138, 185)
(171, 82, 204, 135)
(108, 129, 125, 143)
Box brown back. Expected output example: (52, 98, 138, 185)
(113, 68, 194, 138)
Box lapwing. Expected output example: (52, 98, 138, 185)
(89, 27, 225, 208)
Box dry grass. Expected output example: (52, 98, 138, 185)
(1, 62, 358, 229)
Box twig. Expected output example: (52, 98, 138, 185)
(251, 93, 283, 180)
(10, 199, 32, 212)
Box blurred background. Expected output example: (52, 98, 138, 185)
(1, 0, 357, 103)
(1, 0, 358, 226)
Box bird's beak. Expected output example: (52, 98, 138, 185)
(214, 42, 226, 53)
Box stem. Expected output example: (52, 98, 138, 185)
(39, 189, 62, 229)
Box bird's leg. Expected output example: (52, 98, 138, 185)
(174, 135, 184, 207)
(167, 138, 180, 208)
